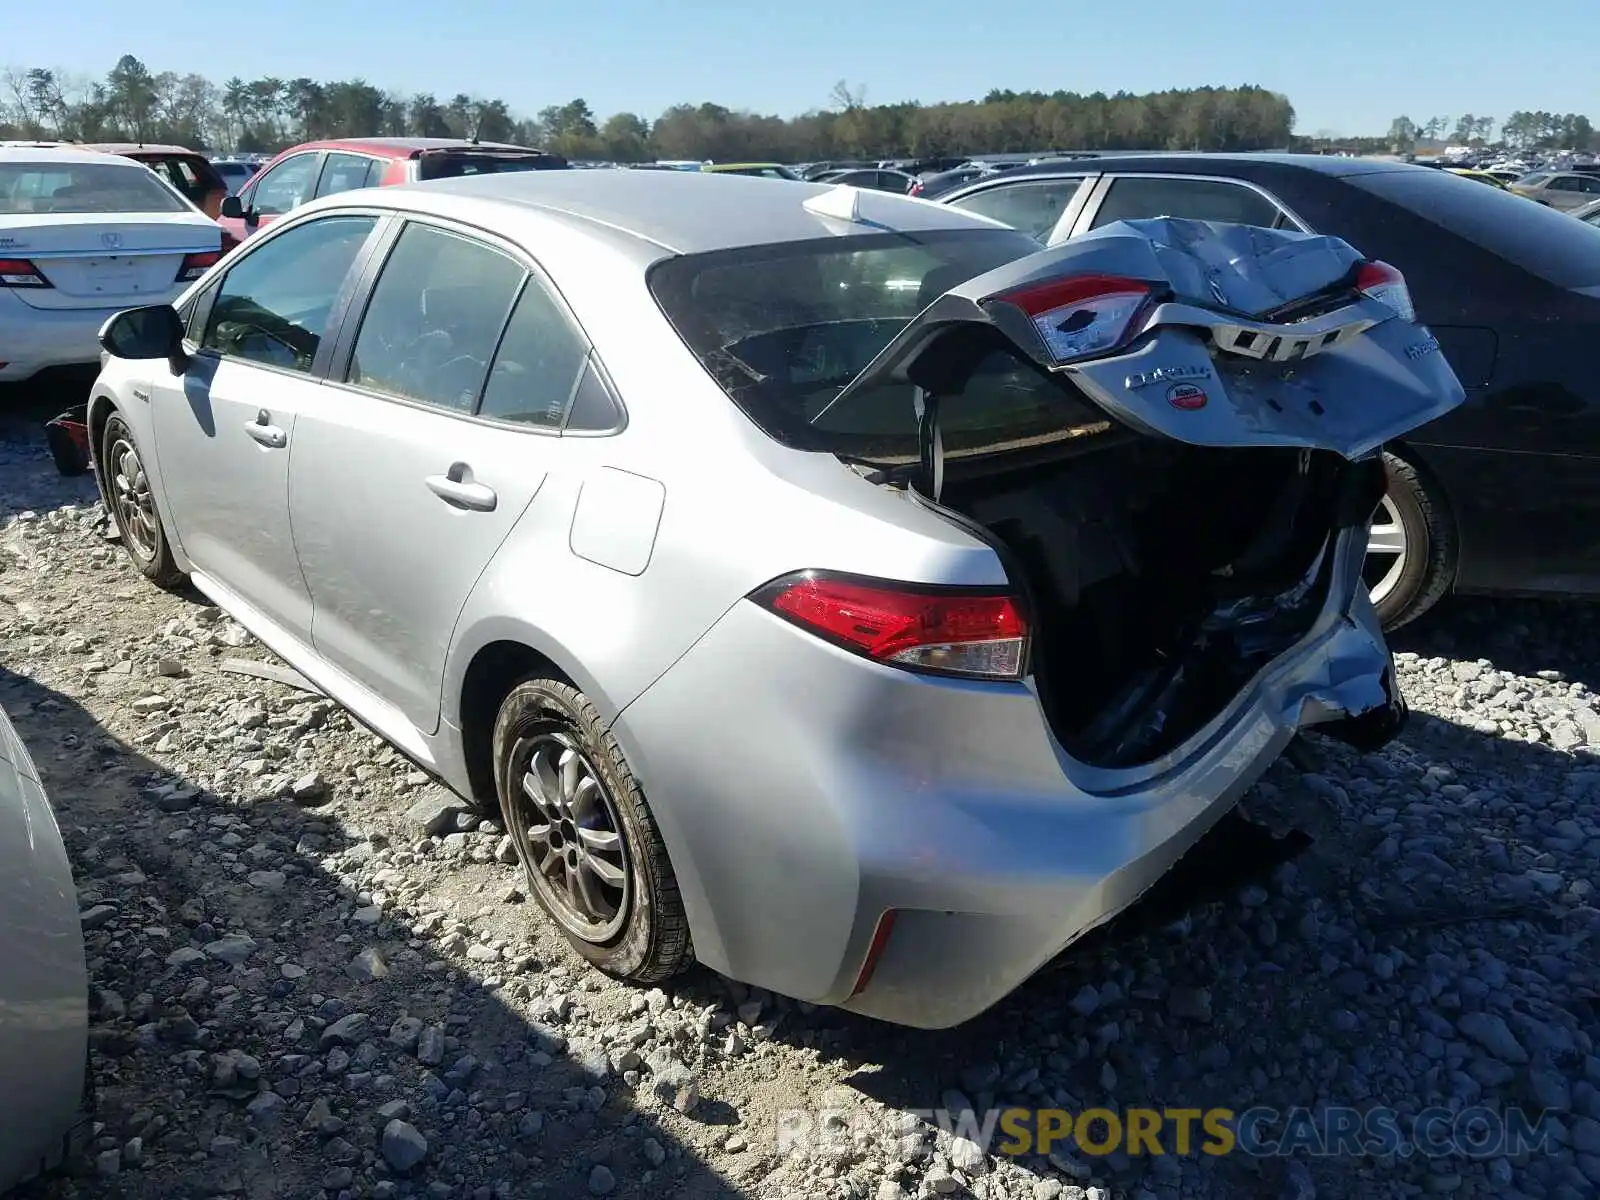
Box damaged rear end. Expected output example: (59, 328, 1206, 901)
(814, 216, 1465, 768)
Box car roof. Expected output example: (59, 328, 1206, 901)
(0, 144, 153, 167)
(84, 143, 202, 157)
(280, 137, 542, 159)
(704, 162, 785, 171)
(381, 169, 1005, 255)
(959, 152, 1419, 183)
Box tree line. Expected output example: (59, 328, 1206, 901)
(1385, 112, 1598, 151)
(2, 55, 1297, 162)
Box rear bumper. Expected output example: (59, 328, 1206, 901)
(0, 292, 174, 381)
(617, 528, 1398, 1028)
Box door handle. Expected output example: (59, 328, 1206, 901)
(244, 409, 286, 449)
(425, 464, 497, 512)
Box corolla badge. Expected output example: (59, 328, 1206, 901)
(100, 232, 123, 249)
(1167, 382, 1208, 410)
(1126, 364, 1211, 390)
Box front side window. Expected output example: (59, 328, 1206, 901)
(346, 223, 526, 412)
(478, 277, 590, 428)
(949, 178, 1089, 242)
(1090, 176, 1283, 230)
(201, 215, 378, 371)
(315, 153, 380, 199)
(650, 227, 1056, 462)
(0, 161, 187, 215)
(247, 154, 319, 216)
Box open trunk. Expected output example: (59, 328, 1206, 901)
(937, 428, 1385, 767)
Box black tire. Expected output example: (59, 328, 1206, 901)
(102, 413, 186, 589)
(1369, 450, 1455, 630)
(492, 678, 691, 984)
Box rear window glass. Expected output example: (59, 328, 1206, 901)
(0, 161, 188, 215)
(1349, 169, 1600, 288)
(650, 227, 1109, 464)
(418, 153, 567, 180)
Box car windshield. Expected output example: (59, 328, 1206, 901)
(0, 161, 188, 215)
(650, 227, 1097, 464)
(1349, 168, 1600, 289)
(417, 153, 565, 180)
(1515, 172, 1551, 185)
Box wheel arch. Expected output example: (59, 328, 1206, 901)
(86, 393, 119, 513)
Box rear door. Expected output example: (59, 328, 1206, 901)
(313, 152, 385, 200)
(289, 218, 587, 732)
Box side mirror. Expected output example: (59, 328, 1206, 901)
(220, 194, 246, 220)
(99, 305, 189, 375)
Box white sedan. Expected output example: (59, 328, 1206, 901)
(0, 146, 223, 382)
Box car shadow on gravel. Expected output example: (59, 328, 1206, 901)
(1394, 594, 1600, 693)
(665, 680, 1599, 1198)
(0, 667, 748, 1200)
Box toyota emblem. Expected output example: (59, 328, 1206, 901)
(100, 232, 123, 250)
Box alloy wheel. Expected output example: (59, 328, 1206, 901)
(1363, 493, 1408, 607)
(505, 732, 631, 943)
(108, 433, 159, 562)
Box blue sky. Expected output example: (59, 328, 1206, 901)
(7, 0, 1596, 138)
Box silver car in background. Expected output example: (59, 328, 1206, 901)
(89, 172, 1460, 1027)
(0, 701, 89, 1190)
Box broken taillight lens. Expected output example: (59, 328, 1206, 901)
(991, 273, 1153, 364)
(750, 571, 1029, 681)
(1355, 260, 1416, 323)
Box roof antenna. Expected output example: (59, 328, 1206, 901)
(803, 184, 861, 224)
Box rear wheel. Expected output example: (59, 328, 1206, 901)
(102, 413, 185, 589)
(491, 678, 691, 983)
(1364, 450, 1454, 630)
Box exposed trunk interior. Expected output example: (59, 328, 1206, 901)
(937, 429, 1386, 768)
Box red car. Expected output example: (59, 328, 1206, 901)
(219, 137, 568, 243)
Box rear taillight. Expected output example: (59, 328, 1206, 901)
(991, 273, 1153, 364)
(1355, 260, 1416, 323)
(750, 571, 1029, 680)
(0, 258, 50, 288)
(176, 250, 222, 282)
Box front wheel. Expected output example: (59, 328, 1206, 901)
(102, 413, 185, 589)
(1364, 451, 1455, 630)
(492, 678, 691, 983)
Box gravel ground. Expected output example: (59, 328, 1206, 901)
(4, 383, 1600, 1200)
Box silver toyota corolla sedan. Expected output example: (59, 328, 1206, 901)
(0, 700, 89, 1189)
(88, 171, 1461, 1027)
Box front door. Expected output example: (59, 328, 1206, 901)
(150, 212, 380, 637)
(219, 151, 323, 245)
(289, 219, 590, 732)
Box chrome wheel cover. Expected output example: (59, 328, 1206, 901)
(108, 433, 159, 562)
(1364, 493, 1408, 607)
(505, 732, 631, 943)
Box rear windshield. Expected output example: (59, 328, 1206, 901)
(650, 227, 1112, 464)
(418, 153, 568, 180)
(1348, 168, 1600, 289)
(0, 161, 188, 215)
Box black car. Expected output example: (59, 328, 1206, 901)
(935, 154, 1600, 627)
(815, 168, 916, 194)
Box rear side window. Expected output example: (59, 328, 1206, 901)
(347, 223, 526, 413)
(650, 227, 1086, 463)
(315, 153, 380, 199)
(478, 277, 590, 428)
(417, 153, 567, 180)
(1349, 168, 1600, 288)
(948, 178, 1089, 242)
(0, 161, 187, 215)
(1090, 176, 1283, 229)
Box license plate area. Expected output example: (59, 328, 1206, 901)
(81, 256, 139, 294)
